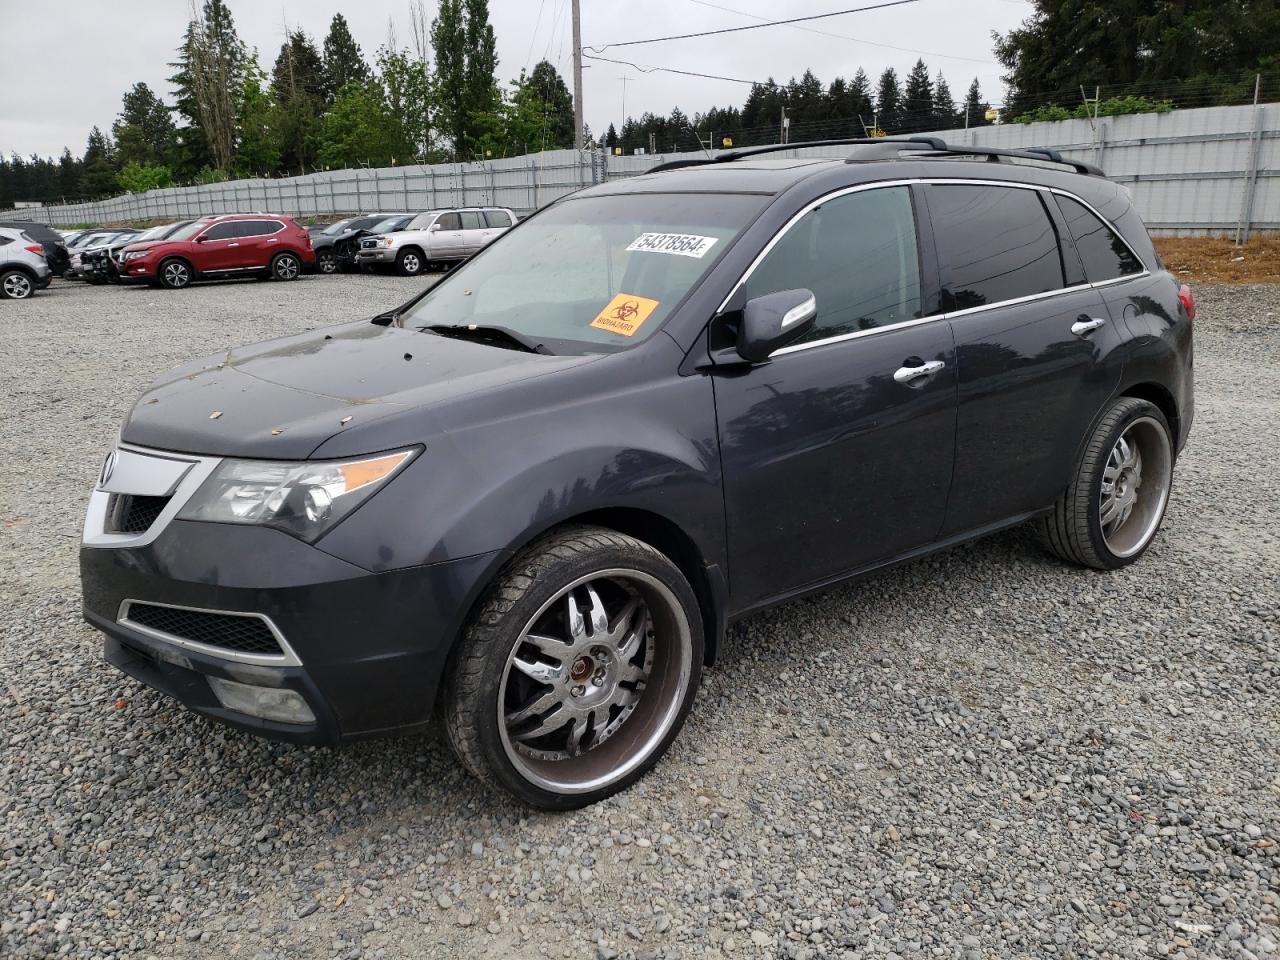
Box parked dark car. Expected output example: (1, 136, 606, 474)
(0, 220, 71, 276)
(311, 213, 412, 274)
(81, 138, 1194, 808)
(117, 214, 314, 288)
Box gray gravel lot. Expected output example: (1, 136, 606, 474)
(1, 275, 1278, 960)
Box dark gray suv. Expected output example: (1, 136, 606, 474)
(81, 138, 1194, 808)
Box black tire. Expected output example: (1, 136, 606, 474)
(157, 258, 193, 289)
(1039, 397, 1174, 570)
(395, 247, 424, 277)
(316, 249, 338, 274)
(0, 269, 35, 300)
(270, 252, 301, 281)
(443, 526, 703, 809)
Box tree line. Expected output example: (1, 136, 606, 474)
(2, 0, 1274, 207)
(0, 0, 577, 205)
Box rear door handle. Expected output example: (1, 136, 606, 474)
(893, 359, 946, 384)
(1071, 317, 1107, 337)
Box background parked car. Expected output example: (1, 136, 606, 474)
(311, 213, 413, 274)
(83, 222, 193, 284)
(117, 214, 314, 288)
(0, 226, 53, 299)
(355, 207, 516, 276)
(0, 220, 70, 277)
(65, 230, 136, 279)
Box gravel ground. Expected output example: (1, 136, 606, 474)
(1, 276, 1278, 960)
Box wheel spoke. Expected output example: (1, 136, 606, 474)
(505, 689, 563, 726)
(511, 654, 565, 685)
(566, 711, 593, 754)
(512, 710, 569, 743)
(566, 593, 586, 640)
(584, 584, 609, 636)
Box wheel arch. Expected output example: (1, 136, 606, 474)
(157, 254, 194, 273)
(1119, 381, 1179, 451)
(1, 263, 39, 281)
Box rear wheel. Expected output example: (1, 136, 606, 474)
(1039, 397, 1174, 570)
(158, 258, 192, 289)
(443, 527, 703, 809)
(0, 270, 34, 299)
(271, 252, 301, 281)
(395, 248, 424, 277)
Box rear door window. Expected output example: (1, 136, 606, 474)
(484, 210, 513, 228)
(459, 211, 484, 230)
(929, 184, 1066, 310)
(1054, 195, 1143, 282)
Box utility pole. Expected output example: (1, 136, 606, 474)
(572, 0, 584, 150)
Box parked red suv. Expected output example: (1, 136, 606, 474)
(118, 214, 315, 289)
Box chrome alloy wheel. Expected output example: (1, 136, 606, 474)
(1099, 415, 1172, 558)
(3, 273, 32, 298)
(274, 255, 300, 280)
(162, 261, 190, 287)
(401, 252, 421, 274)
(498, 569, 692, 794)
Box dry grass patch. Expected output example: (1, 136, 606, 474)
(1154, 236, 1280, 284)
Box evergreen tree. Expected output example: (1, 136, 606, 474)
(963, 77, 993, 127)
(849, 68, 874, 131)
(901, 59, 934, 132)
(272, 29, 325, 173)
(57, 149, 82, 198)
(112, 83, 175, 168)
(321, 13, 370, 103)
(167, 22, 215, 179)
(787, 69, 827, 128)
(82, 127, 119, 197)
(173, 0, 247, 174)
(604, 123, 618, 148)
(527, 60, 574, 149)
(379, 44, 435, 160)
(432, 0, 502, 158)
(875, 68, 901, 133)
(235, 58, 280, 176)
(462, 0, 500, 156)
(932, 73, 957, 130)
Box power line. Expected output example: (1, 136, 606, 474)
(583, 53, 766, 86)
(585, 0, 921, 52)
(684, 0, 997, 66)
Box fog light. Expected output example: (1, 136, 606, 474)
(207, 677, 316, 724)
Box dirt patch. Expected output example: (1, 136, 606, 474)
(1154, 236, 1280, 284)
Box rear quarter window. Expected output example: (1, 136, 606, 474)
(1055, 195, 1143, 282)
(484, 210, 513, 228)
(929, 184, 1066, 310)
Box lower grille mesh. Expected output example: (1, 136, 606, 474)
(124, 604, 284, 656)
(111, 495, 170, 534)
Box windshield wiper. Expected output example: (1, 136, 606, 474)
(420, 323, 553, 355)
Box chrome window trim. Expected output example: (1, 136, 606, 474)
(117, 599, 302, 667)
(717, 176, 1152, 359)
(82, 442, 222, 549)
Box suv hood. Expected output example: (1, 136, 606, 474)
(121, 320, 596, 459)
(121, 240, 169, 254)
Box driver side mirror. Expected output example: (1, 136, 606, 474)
(737, 288, 817, 363)
(429, 222, 442, 232)
(194, 234, 209, 243)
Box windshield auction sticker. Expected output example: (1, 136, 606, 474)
(590, 293, 661, 337)
(626, 233, 719, 258)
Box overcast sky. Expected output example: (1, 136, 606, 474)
(0, 0, 1030, 159)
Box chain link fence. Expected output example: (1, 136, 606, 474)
(6, 103, 1277, 238)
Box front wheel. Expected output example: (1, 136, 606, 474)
(1039, 397, 1174, 570)
(395, 248, 423, 277)
(316, 250, 338, 274)
(158, 258, 192, 289)
(271, 252, 301, 281)
(443, 527, 703, 809)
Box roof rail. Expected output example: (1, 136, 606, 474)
(642, 135, 1104, 177)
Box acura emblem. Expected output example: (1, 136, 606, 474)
(99, 451, 117, 488)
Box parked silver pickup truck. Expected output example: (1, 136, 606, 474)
(355, 207, 518, 276)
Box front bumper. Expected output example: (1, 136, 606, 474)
(80, 444, 503, 743)
(356, 248, 396, 264)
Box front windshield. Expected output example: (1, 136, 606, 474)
(133, 226, 165, 242)
(369, 215, 407, 234)
(399, 193, 766, 351)
(166, 221, 210, 242)
(322, 218, 354, 235)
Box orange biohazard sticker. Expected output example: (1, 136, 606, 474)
(589, 293, 661, 337)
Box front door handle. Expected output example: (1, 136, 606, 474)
(893, 359, 946, 384)
(1071, 316, 1107, 337)
(227, 242, 240, 248)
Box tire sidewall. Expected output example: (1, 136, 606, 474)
(450, 531, 704, 809)
(1082, 399, 1172, 568)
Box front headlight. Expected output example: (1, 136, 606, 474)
(122, 251, 146, 261)
(382, 237, 395, 247)
(178, 448, 417, 541)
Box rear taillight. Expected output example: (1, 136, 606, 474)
(1178, 283, 1196, 321)
(24, 244, 44, 254)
